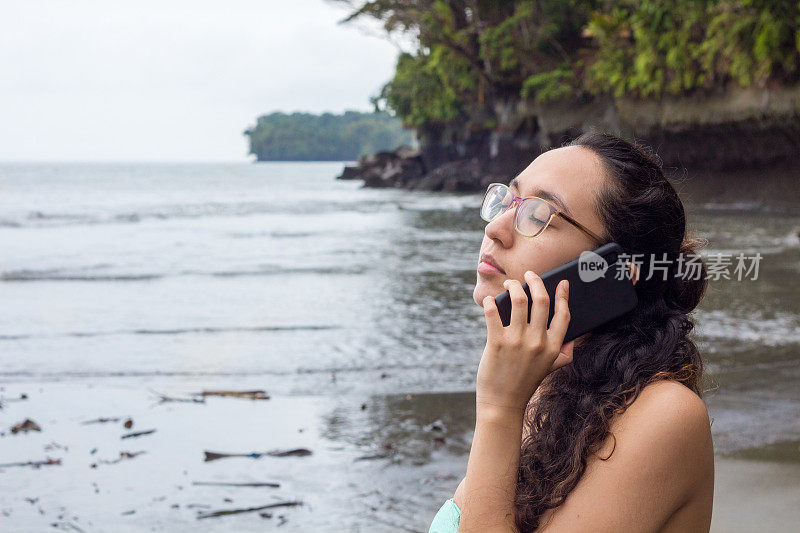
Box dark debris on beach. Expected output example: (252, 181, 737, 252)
(198, 389, 270, 400)
(192, 481, 281, 488)
(195, 500, 302, 520)
(10, 418, 41, 434)
(120, 429, 156, 439)
(203, 447, 313, 462)
(1, 387, 316, 528)
(0, 457, 61, 469)
(90, 451, 146, 468)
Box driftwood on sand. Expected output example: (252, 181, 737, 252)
(197, 389, 270, 400)
(121, 429, 156, 439)
(196, 500, 302, 519)
(192, 481, 281, 488)
(0, 457, 61, 469)
(81, 417, 134, 428)
(149, 388, 270, 402)
(150, 389, 206, 404)
(203, 448, 312, 462)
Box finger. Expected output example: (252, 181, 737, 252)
(482, 295, 502, 340)
(549, 340, 574, 372)
(547, 279, 571, 349)
(524, 270, 549, 335)
(503, 278, 528, 337)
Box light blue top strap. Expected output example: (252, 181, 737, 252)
(428, 498, 461, 533)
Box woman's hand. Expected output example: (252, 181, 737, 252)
(477, 270, 574, 413)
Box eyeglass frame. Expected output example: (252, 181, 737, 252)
(480, 182, 605, 244)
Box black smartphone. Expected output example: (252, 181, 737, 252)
(493, 242, 637, 343)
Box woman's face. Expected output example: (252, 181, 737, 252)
(473, 145, 609, 306)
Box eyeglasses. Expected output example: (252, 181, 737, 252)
(480, 182, 605, 244)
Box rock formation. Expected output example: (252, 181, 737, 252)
(337, 84, 800, 208)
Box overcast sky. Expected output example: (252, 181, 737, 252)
(0, 0, 406, 161)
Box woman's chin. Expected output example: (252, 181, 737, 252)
(473, 279, 500, 306)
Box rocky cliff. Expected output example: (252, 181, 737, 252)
(337, 84, 800, 208)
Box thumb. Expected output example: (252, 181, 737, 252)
(550, 340, 575, 372)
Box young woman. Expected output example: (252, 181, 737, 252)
(428, 131, 714, 532)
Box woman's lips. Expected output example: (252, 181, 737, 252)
(478, 261, 504, 275)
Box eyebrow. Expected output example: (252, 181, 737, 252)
(508, 177, 573, 218)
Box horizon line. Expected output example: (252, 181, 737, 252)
(0, 158, 358, 165)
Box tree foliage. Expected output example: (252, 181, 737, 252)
(374, 49, 470, 129)
(243, 110, 415, 161)
(330, 0, 800, 129)
(585, 0, 800, 97)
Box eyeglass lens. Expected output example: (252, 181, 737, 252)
(482, 184, 552, 237)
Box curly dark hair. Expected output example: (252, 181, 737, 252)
(513, 130, 709, 531)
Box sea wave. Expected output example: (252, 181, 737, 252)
(0, 323, 342, 341)
(0, 360, 443, 379)
(694, 309, 800, 346)
(1, 199, 402, 229)
(0, 265, 371, 281)
(1, 270, 163, 281)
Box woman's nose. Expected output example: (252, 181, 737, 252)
(485, 203, 516, 245)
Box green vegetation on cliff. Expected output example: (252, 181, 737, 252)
(244, 110, 415, 161)
(332, 0, 800, 130)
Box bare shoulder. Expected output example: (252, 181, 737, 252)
(533, 381, 714, 532)
(603, 379, 714, 493)
(620, 379, 711, 438)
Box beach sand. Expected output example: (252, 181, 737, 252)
(711, 455, 800, 532)
(1, 382, 798, 532)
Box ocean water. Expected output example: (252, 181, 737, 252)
(0, 162, 488, 392)
(1, 162, 799, 530)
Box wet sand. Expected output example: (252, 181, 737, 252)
(0, 380, 470, 532)
(712, 456, 800, 532)
(2, 382, 799, 532)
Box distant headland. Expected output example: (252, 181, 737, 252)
(243, 110, 415, 162)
